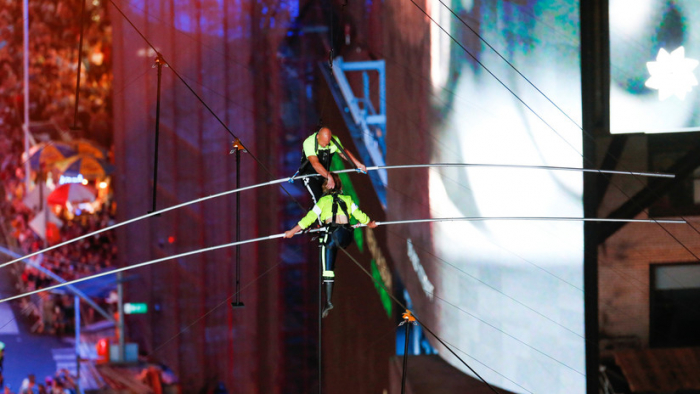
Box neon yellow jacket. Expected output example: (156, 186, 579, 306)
(302, 133, 344, 158)
(298, 194, 370, 229)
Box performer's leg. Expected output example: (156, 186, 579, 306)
(332, 226, 354, 249)
(303, 176, 324, 205)
(321, 229, 339, 318)
(323, 281, 334, 318)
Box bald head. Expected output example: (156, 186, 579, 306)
(317, 127, 332, 147)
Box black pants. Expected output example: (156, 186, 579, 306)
(320, 225, 354, 282)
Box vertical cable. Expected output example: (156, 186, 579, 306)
(149, 55, 165, 213)
(400, 323, 411, 393)
(236, 148, 241, 301)
(400, 310, 417, 393)
(318, 248, 323, 394)
(72, 0, 87, 130)
(231, 139, 245, 308)
(22, 0, 31, 191)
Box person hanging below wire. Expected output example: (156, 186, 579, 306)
(284, 173, 377, 317)
(296, 127, 367, 205)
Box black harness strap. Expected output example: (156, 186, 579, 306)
(331, 196, 337, 225)
(328, 193, 354, 249)
(330, 193, 350, 225)
(298, 133, 343, 174)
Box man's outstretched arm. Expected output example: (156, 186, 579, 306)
(342, 149, 367, 173)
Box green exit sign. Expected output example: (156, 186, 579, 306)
(124, 303, 148, 315)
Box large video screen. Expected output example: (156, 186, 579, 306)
(393, 1, 585, 393)
(610, 0, 700, 133)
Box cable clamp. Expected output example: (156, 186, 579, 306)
(153, 52, 168, 68)
(288, 170, 299, 183)
(229, 138, 247, 155)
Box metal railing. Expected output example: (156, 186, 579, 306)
(329, 57, 388, 206)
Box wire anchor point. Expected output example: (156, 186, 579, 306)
(400, 310, 417, 326)
(229, 138, 247, 155)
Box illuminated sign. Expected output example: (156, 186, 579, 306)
(58, 174, 84, 185)
(124, 302, 148, 314)
(645, 47, 699, 101)
(610, 1, 700, 134)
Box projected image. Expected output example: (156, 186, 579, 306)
(610, 0, 700, 133)
(422, 0, 585, 393)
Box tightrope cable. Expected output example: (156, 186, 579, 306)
(0, 216, 683, 304)
(0, 163, 674, 270)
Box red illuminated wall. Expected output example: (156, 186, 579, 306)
(112, 1, 290, 392)
(111, 0, 432, 392)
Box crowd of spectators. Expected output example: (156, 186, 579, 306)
(0, 0, 115, 337)
(0, 0, 113, 145)
(19, 202, 117, 335)
(11, 370, 78, 394)
(0, 2, 184, 393)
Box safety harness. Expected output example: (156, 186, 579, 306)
(297, 132, 339, 174)
(330, 193, 350, 225)
(327, 192, 354, 249)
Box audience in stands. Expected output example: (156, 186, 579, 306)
(0, 0, 114, 335)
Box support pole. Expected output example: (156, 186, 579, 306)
(75, 295, 83, 394)
(236, 148, 240, 296)
(231, 139, 246, 308)
(401, 323, 410, 393)
(117, 271, 125, 362)
(72, 0, 87, 130)
(149, 54, 165, 213)
(38, 171, 45, 248)
(318, 257, 323, 394)
(581, 0, 608, 393)
(22, 0, 30, 191)
(400, 310, 416, 394)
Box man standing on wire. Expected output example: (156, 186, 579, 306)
(284, 173, 377, 317)
(297, 127, 367, 205)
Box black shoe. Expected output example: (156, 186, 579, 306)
(322, 303, 334, 318)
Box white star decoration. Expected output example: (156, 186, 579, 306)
(645, 46, 699, 100)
